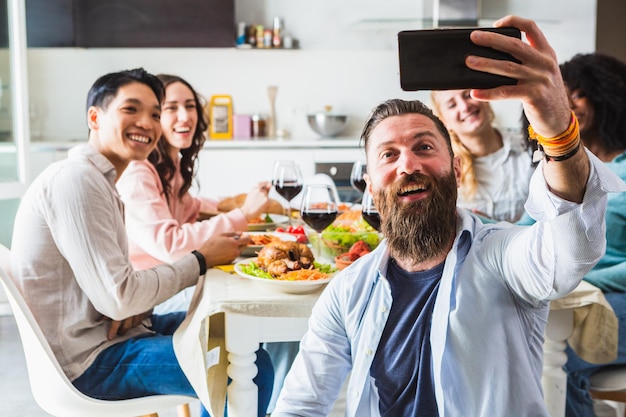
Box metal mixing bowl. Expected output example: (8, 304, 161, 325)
(307, 113, 348, 137)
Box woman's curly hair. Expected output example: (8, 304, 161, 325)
(560, 53, 626, 153)
(148, 74, 208, 204)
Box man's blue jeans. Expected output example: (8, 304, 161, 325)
(72, 312, 274, 417)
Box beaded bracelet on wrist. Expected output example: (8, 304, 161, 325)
(528, 111, 581, 163)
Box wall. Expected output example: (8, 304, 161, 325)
(26, 0, 597, 144)
(596, 0, 626, 63)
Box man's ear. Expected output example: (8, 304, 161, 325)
(87, 106, 99, 130)
(363, 172, 372, 194)
(453, 155, 462, 187)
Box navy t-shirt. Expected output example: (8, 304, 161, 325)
(370, 258, 443, 417)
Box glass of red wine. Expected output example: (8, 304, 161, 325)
(361, 189, 381, 232)
(272, 160, 303, 226)
(300, 184, 339, 261)
(350, 161, 367, 202)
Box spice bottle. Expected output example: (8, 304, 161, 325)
(256, 25, 265, 48)
(251, 114, 267, 138)
(263, 29, 273, 48)
(273, 17, 283, 48)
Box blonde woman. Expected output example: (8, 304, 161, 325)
(431, 89, 535, 222)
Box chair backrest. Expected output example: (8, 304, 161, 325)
(0, 244, 194, 417)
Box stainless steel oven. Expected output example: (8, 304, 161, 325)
(315, 162, 362, 203)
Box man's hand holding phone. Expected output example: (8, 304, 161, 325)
(398, 26, 521, 91)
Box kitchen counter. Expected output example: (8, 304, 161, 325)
(1, 139, 366, 198)
(199, 137, 361, 149)
(3, 138, 362, 152)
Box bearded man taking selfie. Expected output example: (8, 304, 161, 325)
(272, 15, 626, 417)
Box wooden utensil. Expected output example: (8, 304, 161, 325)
(267, 85, 278, 138)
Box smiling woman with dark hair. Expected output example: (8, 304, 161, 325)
(116, 74, 275, 417)
(560, 53, 626, 160)
(558, 52, 626, 417)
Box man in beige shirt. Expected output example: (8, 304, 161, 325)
(10, 68, 274, 417)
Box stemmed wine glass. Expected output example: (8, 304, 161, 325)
(300, 184, 339, 261)
(350, 161, 367, 202)
(361, 189, 381, 232)
(272, 160, 303, 226)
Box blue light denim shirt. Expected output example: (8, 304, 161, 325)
(273, 150, 626, 417)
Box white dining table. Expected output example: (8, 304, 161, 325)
(173, 269, 618, 417)
(173, 267, 322, 417)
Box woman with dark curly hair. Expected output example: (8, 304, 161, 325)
(559, 53, 626, 417)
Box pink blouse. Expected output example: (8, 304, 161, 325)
(117, 159, 247, 270)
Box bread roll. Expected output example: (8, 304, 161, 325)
(217, 193, 284, 214)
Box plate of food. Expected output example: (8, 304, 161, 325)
(234, 241, 336, 294)
(241, 231, 297, 257)
(247, 213, 289, 231)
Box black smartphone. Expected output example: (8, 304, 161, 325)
(398, 27, 522, 91)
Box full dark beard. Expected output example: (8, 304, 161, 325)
(376, 171, 458, 264)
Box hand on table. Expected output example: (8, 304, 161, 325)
(241, 182, 272, 222)
(197, 232, 250, 268)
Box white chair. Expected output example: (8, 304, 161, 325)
(0, 244, 194, 417)
(590, 367, 626, 417)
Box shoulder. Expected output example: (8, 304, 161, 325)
(42, 157, 109, 192)
(122, 160, 158, 178)
(500, 129, 529, 154)
(117, 160, 161, 196)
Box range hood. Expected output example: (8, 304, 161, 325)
(350, 0, 483, 31)
(428, 0, 480, 27)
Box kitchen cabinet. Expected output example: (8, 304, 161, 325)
(25, 0, 74, 47)
(75, 0, 234, 47)
(1, 0, 235, 48)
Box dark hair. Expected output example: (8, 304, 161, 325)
(520, 110, 539, 167)
(560, 53, 626, 153)
(360, 98, 453, 158)
(86, 68, 164, 113)
(148, 74, 208, 203)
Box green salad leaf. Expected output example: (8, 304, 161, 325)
(239, 260, 337, 280)
(321, 224, 380, 249)
(239, 261, 273, 279)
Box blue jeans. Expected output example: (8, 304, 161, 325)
(263, 341, 300, 413)
(565, 291, 626, 417)
(72, 312, 274, 417)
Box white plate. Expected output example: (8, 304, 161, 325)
(247, 213, 289, 231)
(241, 232, 297, 257)
(233, 257, 333, 294)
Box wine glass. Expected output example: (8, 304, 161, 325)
(300, 184, 339, 261)
(350, 161, 367, 202)
(272, 161, 303, 226)
(361, 189, 381, 232)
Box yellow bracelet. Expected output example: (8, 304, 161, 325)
(527, 111, 580, 159)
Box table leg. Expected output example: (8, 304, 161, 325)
(542, 308, 574, 417)
(225, 313, 259, 417)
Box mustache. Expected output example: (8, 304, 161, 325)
(389, 173, 435, 196)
